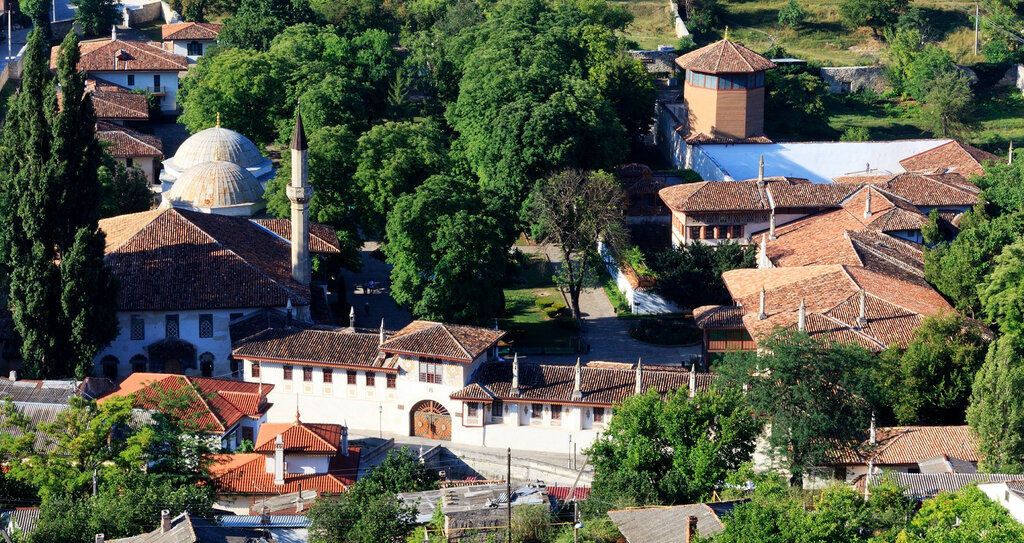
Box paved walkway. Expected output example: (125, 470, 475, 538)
(518, 244, 700, 366)
(338, 241, 413, 332)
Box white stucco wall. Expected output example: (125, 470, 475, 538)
(170, 39, 217, 61)
(87, 70, 181, 112)
(979, 483, 1024, 524)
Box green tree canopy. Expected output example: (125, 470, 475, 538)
(71, 0, 119, 36)
(979, 237, 1024, 338)
(718, 329, 880, 483)
(588, 388, 760, 508)
(764, 69, 832, 139)
(839, 0, 909, 35)
(218, 0, 315, 50)
(966, 335, 1024, 473)
(650, 241, 755, 310)
(880, 312, 988, 424)
(881, 485, 1024, 541)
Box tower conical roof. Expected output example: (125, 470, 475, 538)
(674, 39, 776, 73)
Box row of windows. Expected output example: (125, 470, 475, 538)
(130, 313, 240, 341)
(686, 70, 766, 90)
(253, 363, 396, 388)
(688, 225, 745, 240)
(125, 74, 161, 88)
(100, 353, 237, 379)
(465, 401, 606, 423)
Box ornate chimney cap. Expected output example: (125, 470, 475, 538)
(291, 107, 307, 151)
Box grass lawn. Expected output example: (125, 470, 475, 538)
(500, 253, 580, 353)
(614, 0, 678, 50)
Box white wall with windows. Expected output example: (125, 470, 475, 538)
(88, 70, 181, 112)
(456, 400, 611, 453)
(169, 39, 217, 61)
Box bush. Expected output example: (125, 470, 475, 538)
(676, 35, 697, 55)
(544, 306, 562, 318)
(535, 297, 555, 309)
(551, 301, 567, 311)
(778, 0, 806, 28)
(840, 126, 871, 141)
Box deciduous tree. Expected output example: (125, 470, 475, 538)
(839, 0, 909, 35)
(978, 236, 1024, 338)
(967, 335, 1024, 473)
(71, 0, 119, 36)
(650, 241, 755, 310)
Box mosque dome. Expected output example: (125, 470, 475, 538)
(161, 160, 266, 215)
(165, 126, 267, 172)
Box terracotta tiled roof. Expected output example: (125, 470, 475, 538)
(833, 425, 979, 466)
(692, 305, 745, 328)
(451, 361, 715, 406)
(161, 22, 222, 41)
(96, 120, 163, 158)
(53, 38, 188, 72)
(768, 182, 859, 209)
(87, 78, 150, 120)
(254, 421, 341, 454)
(209, 450, 358, 495)
(878, 172, 980, 207)
(98, 208, 313, 311)
(252, 218, 341, 254)
(233, 327, 397, 372)
(607, 501, 745, 543)
(683, 132, 773, 145)
(381, 321, 504, 362)
(659, 181, 767, 212)
(899, 141, 1002, 177)
(832, 174, 894, 185)
(675, 39, 776, 73)
(100, 373, 272, 434)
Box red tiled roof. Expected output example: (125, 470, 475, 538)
(547, 486, 591, 501)
(233, 327, 396, 372)
(768, 182, 859, 209)
(209, 450, 358, 495)
(100, 373, 272, 433)
(832, 426, 979, 466)
(251, 218, 341, 254)
(98, 208, 313, 311)
(878, 172, 980, 207)
(87, 78, 150, 120)
(96, 120, 163, 158)
(451, 361, 715, 406)
(684, 132, 773, 145)
(675, 39, 776, 73)
(899, 141, 1002, 177)
(659, 181, 767, 212)
(53, 38, 188, 72)
(161, 22, 222, 41)
(692, 305, 745, 328)
(381, 321, 504, 362)
(254, 421, 341, 454)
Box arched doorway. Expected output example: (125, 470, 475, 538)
(410, 400, 452, 441)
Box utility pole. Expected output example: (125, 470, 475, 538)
(573, 500, 580, 543)
(975, 3, 980, 56)
(507, 448, 512, 543)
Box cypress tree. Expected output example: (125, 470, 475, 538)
(966, 335, 1024, 473)
(0, 30, 119, 379)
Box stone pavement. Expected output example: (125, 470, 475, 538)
(517, 244, 701, 366)
(338, 241, 413, 332)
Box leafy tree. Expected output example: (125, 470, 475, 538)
(71, 0, 119, 36)
(922, 208, 942, 245)
(529, 169, 626, 323)
(879, 312, 988, 424)
(778, 0, 806, 28)
(588, 51, 656, 146)
(650, 241, 755, 310)
(98, 159, 155, 218)
(19, 0, 50, 29)
(511, 504, 555, 543)
(718, 329, 880, 484)
(764, 69, 832, 139)
(0, 30, 119, 379)
(903, 45, 958, 101)
(177, 48, 283, 146)
(219, 0, 314, 50)
(839, 0, 909, 35)
(180, 0, 208, 22)
(354, 121, 450, 236)
(588, 388, 759, 507)
(882, 485, 1024, 541)
(978, 237, 1024, 338)
(385, 175, 506, 324)
(966, 335, 1024, 473)
(882, 26, 922, 95)
(681, 0, 722, 40)
(266, 124, 363, 271)
(310, 0, 401, 35)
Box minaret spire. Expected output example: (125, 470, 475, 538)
(288, 106, 313, 287)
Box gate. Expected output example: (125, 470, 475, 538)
(411, 400, 452, 441)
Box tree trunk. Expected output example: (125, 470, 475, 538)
(570, 288, 583, 329)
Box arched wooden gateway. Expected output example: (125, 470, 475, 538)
(411, 400, 452, 441)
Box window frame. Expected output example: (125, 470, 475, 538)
(130, 315, 145, 341)
(198, 313, 213, 338)
(282, 365, 293, 380)
(366, 372, 376, 387)
(386, 374, 397, 389)
(165, 314, 179, 339)
(491, 400, 503, 420)
(418, 359, 444, 384)
(323, 368, 333, 383)
(347, 370, 357, 385)
(531, 403, 543, 420)
(250, 361, 260, 379)
(303, 366, 313, 382)
(186, 40, 203, 56)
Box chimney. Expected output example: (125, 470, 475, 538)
(688, 367, 697, 398)
(634, 358, 643, 395)
(379, 318, 386, 346)
(8, 370, 15, 381)
(685, 515, 698, 542)
(297, 483, 304, 513)
(510, 353, 520, 396)
(758, 233, 769, 269)
(287, 108, 313, 287)
(864, 188, 872, 219)
(285, 298, 293, 327)
(341, 426, 349, 455)
(95, 535, 104, 543)
(160, 510, 171, 533)
(856, 288, 868, 329)
(797, 298, 806, 332)
(111, 25, 116, 41)
(757, 154, 764, 187)
(348, 306, 355, 332)
(869, 410, 877, 445)
(769, 209, 776, 240)
(571, 358, 583, 401)
(758, 286, 767, 320)
(274, 434, 285, 485)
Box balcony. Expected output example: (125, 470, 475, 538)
(707, 339, 756, 352)
(145, 85, 166, 95)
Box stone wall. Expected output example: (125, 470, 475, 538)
(819, 66, 888, 94)
(124, 1, 163, 27)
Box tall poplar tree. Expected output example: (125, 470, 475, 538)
(967, 336, 1024, 473)
(0, 30, 119, 379)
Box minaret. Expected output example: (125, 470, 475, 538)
(288, 109, 313, 287)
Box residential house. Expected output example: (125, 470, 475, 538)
(161, 22, 221, 61)
(398, 481, 553, 540)
(88, 77, 151, 124)
(865, 472, 1022, 501)
(1, 508, 40, 540)
(607, 500, 747, 543)
(207, 417, 358, 514)
(96, 120, 163, 186)
(52, 33, 189, 113)
(825, 425, 979, 484)
(98, 372, 273, 450)
(104, 510, 274, 542)
(978, 480, 1024, 524)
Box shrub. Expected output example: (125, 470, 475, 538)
(778, 0, 806, 28)
(544, 306, 562, 318)
(840, 126, 870, 141)
(551, 301, 567, 312)
(535, 297, 555, 309)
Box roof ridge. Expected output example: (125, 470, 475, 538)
(105, 209, 175, 254)
(819, 298, 886, 350)
(290, 422, 337, 452)
(440, 324, 473, 360)
(181, 375, 227, 433)
(98, 126, 162, 154)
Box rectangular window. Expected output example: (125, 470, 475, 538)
(323, 368, 332, 383)
(706, 75, 717, 89)
(688, 226, 701, 241)
(199, 314, 213, 338)
(165, 314, 179, 339)
(153, 74, 161, 89)
(241, 426, 253, 443)
(366, 372, 376, 387)
(130, 315, 145, 340)
(718, 76, 730, 90)
(251, 362, 260, 379)
(347, 370, 357, 385)
(419, 360, 443, 384)
(551, 405, 562, 420)
(283, 365, 293, 380)
(303, 366, 312, 382)
(386, 374, 396, 389)
(532, 403, 543, 420)
(126, 157, 134, 168)
(187, 41, 203, 56)
(594, 407, 605, 423)
(467, 402, 479, 417)
(127, 74, 135, 86)
(492, 400, 503, 420)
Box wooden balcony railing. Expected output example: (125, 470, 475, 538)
(708, 339, 756, 352)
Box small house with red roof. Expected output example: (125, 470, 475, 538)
(99, 372, 273, 450)
(161, 22, 222, 61)
(208, 416, 358, 514)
